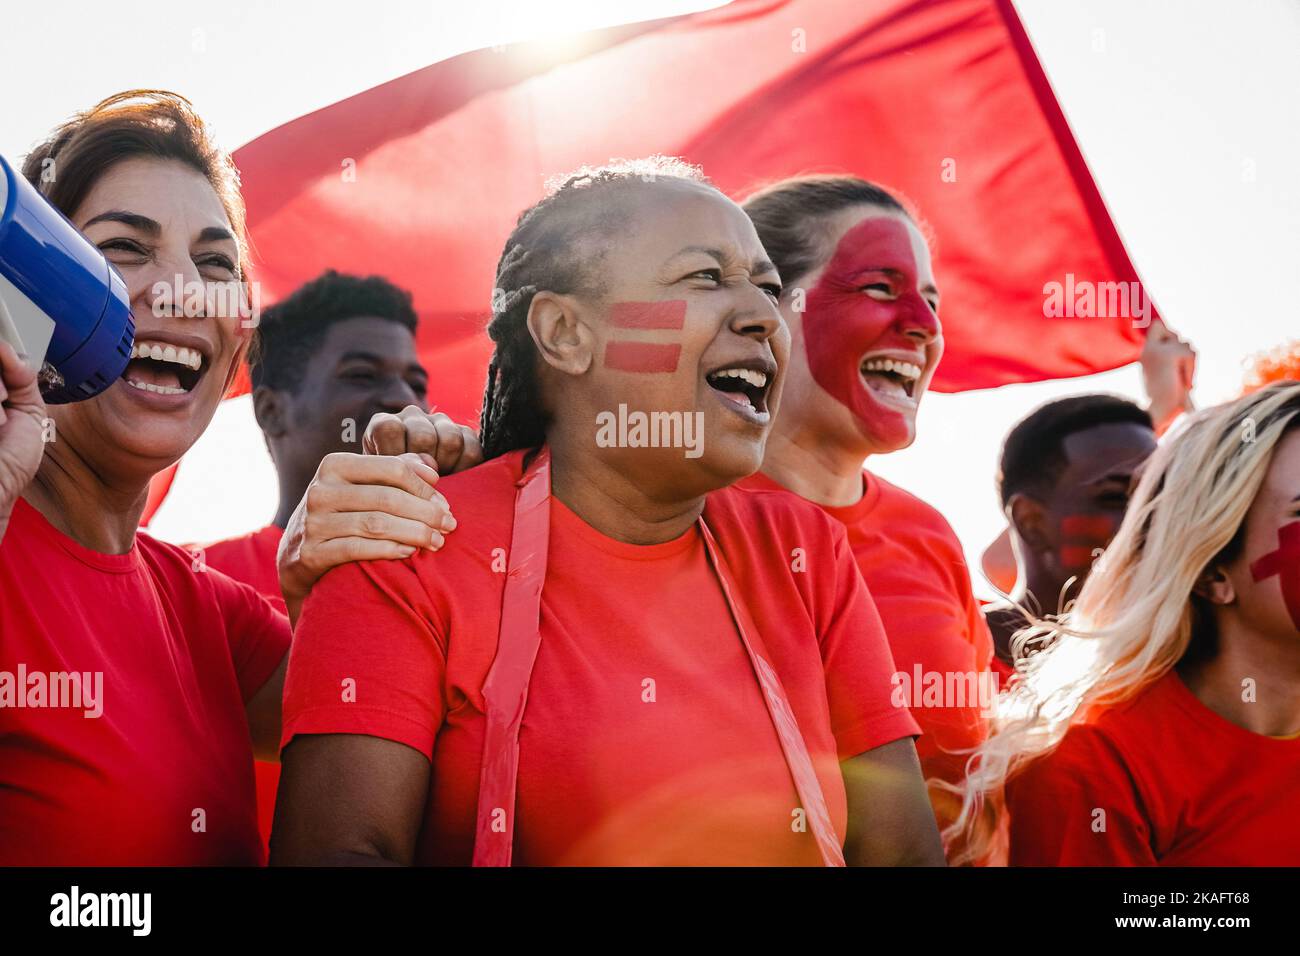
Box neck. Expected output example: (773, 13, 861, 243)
(24, 440, 151, 554)
(547, 437, 704, 545)
(1180, 623, 1300, 737)
(272, 468, 311, 531)
(760, 419, 868, 508)
(1017, 566, 1071, 617)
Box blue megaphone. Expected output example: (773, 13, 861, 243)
(0, 153, 134, 403)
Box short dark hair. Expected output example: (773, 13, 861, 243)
(997, 394, 1154, 506)
(249, 270, 418, 392)
(742, 175, 912, 290)
(479, 156, 715, 460)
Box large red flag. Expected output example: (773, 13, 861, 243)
(231, 0, 1149, 424)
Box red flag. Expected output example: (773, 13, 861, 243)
(232, 0, 1148, 423)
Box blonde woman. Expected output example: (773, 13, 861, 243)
(948, 381, 1300, 865)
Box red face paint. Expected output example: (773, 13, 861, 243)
(609, 300, 686, 330)
(603, 300, 686, 373)
(1059, 514, 1119, 570)
(604, 342, 681, 373)
(802, 217, 937, 444)
(1250, 521, 1300, 630)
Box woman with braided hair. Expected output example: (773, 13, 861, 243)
(272, 157, 943, 866)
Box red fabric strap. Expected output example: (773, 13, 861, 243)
(472, 447, 844, 866)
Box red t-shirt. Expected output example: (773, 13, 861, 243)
(738, 471, 994, 822)
(1006, 670, 1300, 865)
(283, 450, 919, 866)
(0, 498, 290, 865)
(201, 525, 286, 614)
(201, 523, 287, 856)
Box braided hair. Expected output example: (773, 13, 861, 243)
(478, 156, 712, 460)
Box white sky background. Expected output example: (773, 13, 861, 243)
(3, 0, 1297, 596)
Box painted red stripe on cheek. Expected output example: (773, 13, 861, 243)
(1060, 546, 1102, 568)
(604, 342, 681, 373)
(609, 300, 687, 330)
(1061, 515, 1116, 539)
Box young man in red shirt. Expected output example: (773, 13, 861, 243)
(201, 271, 433, 608)
(200, 270, 465, 851)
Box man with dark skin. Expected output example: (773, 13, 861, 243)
(983, 395, 1158, 672)
(201, 270, 457, 602)
(201, 269, 480, 855)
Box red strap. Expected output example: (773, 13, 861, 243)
(471, 448, 551, 866)
(697, 521, 846, 867)
(472, 447, 844, 866)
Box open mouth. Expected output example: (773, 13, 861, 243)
(705, 359, 774, 421)
(121, 340, 208, 396)
(859, 356, 922, 403)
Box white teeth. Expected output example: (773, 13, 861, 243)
(859, 357, 922, 381)
(130, 342, 203, 370)
(124, 378, 187, 395)
(711, 367, 769, 389)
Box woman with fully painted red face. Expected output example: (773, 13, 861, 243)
(739, 177, 994, 856)
(0, 92, 455, 865)
(272, 159, 945, 866)
(950, 382, 1300, 865)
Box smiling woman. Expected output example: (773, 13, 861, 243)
(737, 176, 995, 858)
(0, 91, 453, 865)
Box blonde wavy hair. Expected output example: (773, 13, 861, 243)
(947, 380, 1300, 864)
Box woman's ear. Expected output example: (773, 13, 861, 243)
(1192, 564, 1237, 606)
(526, 292, 593, 377)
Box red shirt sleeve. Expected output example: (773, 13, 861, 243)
(1006, 724, 1157, 865)
(819, 526, 921, 759)
(281, 557, 446, 759)
(208, 568, 291, 703)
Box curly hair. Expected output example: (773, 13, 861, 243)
(250, 270, 418, 392)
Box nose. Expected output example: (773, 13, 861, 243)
(379, 376, 422, 412)
(898, 291, 940, 344)
(728, 285, 786, 344)
(134, 252, 208, 320)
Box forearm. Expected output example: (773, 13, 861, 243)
(841, 740, 947, 866)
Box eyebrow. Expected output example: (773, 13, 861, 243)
(198, 225, 235, 244)
(668, 245, 778, 276)
(82, 211, 234, 245)
(338, 351, 428, 372)
(83, 210, 159, 234)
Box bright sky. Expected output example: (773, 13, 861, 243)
(3, 0, 1297, 596)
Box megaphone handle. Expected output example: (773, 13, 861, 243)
(0, 292, 28, 364)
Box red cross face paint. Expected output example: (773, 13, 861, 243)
(1059, 514, 1120, 571)
(801, 216, 939, 447)
(1250, 521, 1300, 631)
(602, 300, 687, 373)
